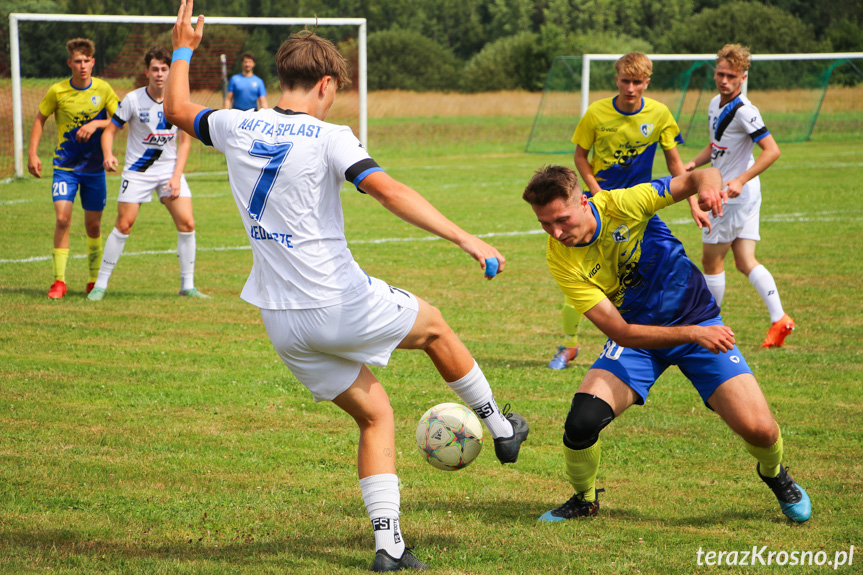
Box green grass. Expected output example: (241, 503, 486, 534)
(1, 119, 861, 574)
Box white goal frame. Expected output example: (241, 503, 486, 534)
(580, 52, 863, 116)
(9, 12, 368, 178)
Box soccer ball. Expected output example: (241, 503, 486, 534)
(416, 402, 483, 471)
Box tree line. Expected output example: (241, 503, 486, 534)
(3, 0, 861, 90)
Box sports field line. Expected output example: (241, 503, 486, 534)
(0, 210, 855, 265)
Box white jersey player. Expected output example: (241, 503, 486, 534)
(89, 47, 207, 301)
(166, 4, 528, 572)
(684, 43, 793, 348)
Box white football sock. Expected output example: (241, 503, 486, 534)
(94, 227, 129, 290)
(360, 474, 404, 559)
(177, 231, 196, 291)
(446, 361, 513, 439)
(703, 271, 726, 307)
(748, 264, 785, 323)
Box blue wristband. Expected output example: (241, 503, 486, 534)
(172, 47, 193, 63)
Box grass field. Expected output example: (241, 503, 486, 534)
(1, 118, 862, 574)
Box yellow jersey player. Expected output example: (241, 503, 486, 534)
(523, 165, 810, 524)
(547, 52, 706, 369)
(28, 38, 119, 299)
(684, 44, 792, 348)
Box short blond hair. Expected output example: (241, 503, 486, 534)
(66, 38, 95, 58)
(615, 52, 652, 79)
(717, 43, 751, 74)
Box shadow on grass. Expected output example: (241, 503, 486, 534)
(0, 528, 470, 571)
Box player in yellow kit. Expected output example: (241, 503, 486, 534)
(28, 38, 119, 299)
(548, 52, 710, 369)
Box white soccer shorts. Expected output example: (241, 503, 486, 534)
(117, 174, 192, 203)
(260, 276, 420, 402)
(702, 197, 761, 244)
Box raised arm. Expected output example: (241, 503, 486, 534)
(165, 0, 207, 137)
(584, 298, 736, 354)
(359, 170, 505, 277)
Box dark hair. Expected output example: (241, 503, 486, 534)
(241, 52, 256, 62)
(144, 46, 172, 68)
(522, 165, 582, 206)
(275, 31, 351, 91)
(66, 38, 95, 58)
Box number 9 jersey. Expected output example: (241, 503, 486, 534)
(111, 87, 180, 180)
(194, 106, 383, 311)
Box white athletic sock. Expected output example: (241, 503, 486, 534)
(177, 231, 196, 291)
(360, 474, 404, 559)
(748, 264, 785, 323)
(703, 271, 726, 307)
(446, 361, 513, 439)
(94, 227, 129, 290)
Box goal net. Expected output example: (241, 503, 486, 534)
(525, 53, 863, 155)
(4, 13, 367, 179)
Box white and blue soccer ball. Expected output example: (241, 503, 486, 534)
(416, 403, 483, 471)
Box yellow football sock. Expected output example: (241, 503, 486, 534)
(86, 235, 103, 283)
(562, 299, 582, 348)
(745, 429, 784, 478)
(52, 248, 70, 283)
(564, 441, 602, 501)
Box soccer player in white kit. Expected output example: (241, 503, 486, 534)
(166, 2, 528, 571)
(684, 44, 794, 348)
(88, 46, 207, 301)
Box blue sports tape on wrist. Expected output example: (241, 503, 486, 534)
(484, 257, 499, 278)
(173, 47, 193, 63)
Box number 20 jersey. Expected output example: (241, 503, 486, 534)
(195, 107, 382, 310)
(111, 87, 179, 180)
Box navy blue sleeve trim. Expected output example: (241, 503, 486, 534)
(345, 158, 382, 193)
(194, 109, 215, 147)
(750, 127, 769, 142)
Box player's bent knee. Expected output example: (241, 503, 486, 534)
(740, 421, 779, 447)
(563, 392, 615, 450)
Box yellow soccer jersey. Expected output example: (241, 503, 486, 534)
(38, 77, 119, 173)
(572, 97, 683, 190)
(547, 178, 718, 327)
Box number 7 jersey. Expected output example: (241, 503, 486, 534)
(195, 106, 383, 310)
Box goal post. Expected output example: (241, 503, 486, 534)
(526, 52, 863, 154)
(8, 12, 368, 178)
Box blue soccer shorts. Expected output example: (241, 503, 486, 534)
(52, 169, 107, 211)
(590, 316, 753, 408)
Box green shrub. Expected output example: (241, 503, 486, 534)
(367, 29, 462, 91)
(461, 31, 544, 92)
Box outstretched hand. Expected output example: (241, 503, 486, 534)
(458, 236, 506, 280)
(173, 0, 205, 51)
